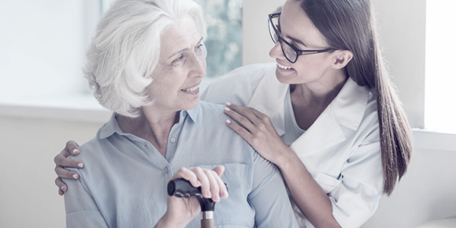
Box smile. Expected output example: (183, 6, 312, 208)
(277, 63, 293, 70)
(181, 85, 199, 92)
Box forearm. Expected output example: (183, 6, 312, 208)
(276, 149, 341, 228)
(154, 216, 183, 228)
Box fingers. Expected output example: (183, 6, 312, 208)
(54, 153, 84, 169)
(224, 102, 260, 128)
(203, 169, 220, 202)
(54, 141, 83, 196)
(172, 166, 228, 202)
(171, 167, 202, 189)
(55, 165, 80, 180)
(226, 102, 271, 124)
(64, 140, 81, 157)
(212, 165, 225, 177)
(225, 118, 254, 143)
(55, 177, 67, 195)
(212, 166, 228, 198)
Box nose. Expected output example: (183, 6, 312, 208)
(188, 51, 207, 79)
(269, 41, 283, 60)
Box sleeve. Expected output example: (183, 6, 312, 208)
(248, 152, 299, 228)
(201, 63, 269, 105)
(64, 169, 109, 228)
(329, 135, 383, 228)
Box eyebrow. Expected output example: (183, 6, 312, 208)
(285, 35, 307, 47)
(168, 37, 204, 59)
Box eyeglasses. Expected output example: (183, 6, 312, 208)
(268, 13, 336, 63)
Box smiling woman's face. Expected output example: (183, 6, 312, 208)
(269, 0, 335, 85)
(147, 15, 207, 113)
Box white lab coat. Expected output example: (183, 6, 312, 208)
(201, 63, 383, 228)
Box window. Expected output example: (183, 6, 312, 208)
(194, 0, 243, 78)
(425, 0, 456, 133)
(0, 1, 88, 102)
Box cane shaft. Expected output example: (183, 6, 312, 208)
(201, 219, 214, 228)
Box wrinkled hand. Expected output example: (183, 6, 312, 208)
(224, 102, 289, 165)
(159, 166, 228, 228)
(54, 140, 84, 195)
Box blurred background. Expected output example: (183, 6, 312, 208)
(0, 0, 455, 227)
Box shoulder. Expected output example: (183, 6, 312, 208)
(193, 101, 237, 132)
(68, 126, 110, 168)
(357, 89, 380, 144)
(216, 63, 275, 82)
(201, 63, 276, 105)
(192, 101, 254, 146)
(193, 101, 226, 120)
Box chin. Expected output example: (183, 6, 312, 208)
(275, 69, 296, 84)
(181, 98, 200, 111)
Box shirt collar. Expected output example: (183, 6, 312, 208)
(99, 113, 122, 139)
(99, 105, 200, 139)
(184, 104, 199, 123)
(247, 67, 370, 134)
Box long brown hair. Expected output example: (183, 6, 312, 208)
(299, 0, 412, 195)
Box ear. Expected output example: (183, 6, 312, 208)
(332, 50, 353, 69)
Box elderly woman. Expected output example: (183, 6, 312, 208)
(62, 0, 298, 227)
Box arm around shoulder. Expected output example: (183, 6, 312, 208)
(64, 169, 109, 228)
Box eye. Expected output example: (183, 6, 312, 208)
(172, 54, 186, 65)
(195, 43, 204, 54)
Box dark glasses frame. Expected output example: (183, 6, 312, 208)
(268, 13, 336, 63)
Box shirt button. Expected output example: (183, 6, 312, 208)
(164, 167, 169, 173)
(144, 144, 148, 148)
(170, 138, 176, 143)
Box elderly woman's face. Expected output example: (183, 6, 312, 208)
(148, 15, 206, 112)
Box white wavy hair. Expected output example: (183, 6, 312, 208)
(84, 0, 207, 117)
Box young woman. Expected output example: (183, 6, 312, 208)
(55, 0, 412, 227)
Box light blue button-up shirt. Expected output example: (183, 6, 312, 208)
(64, 101, 298, 228)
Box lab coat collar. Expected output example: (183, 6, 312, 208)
(291, 78, 370, 157)
(247, 67, 370, 156)
(247, 67, 288, 135)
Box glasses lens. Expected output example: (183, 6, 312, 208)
(268, 16, 279, 43)
(281, 41, 298, 63)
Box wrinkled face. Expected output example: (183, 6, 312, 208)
(147, 15, 206, 112)
(269, 0, 335, 85)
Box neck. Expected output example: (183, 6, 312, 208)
(289, 69, 348, 130)
(292, 70, 348, 106)
(117, 106, 180, 157)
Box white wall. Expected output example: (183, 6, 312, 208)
(242, 0, 286, 65)
(361, 148, 456, 228)
(0, 116, 103, 228)
(371, 0, 426, 129)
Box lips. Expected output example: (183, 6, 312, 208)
(181, 85, 199, 92)
(277, 62, 294, 70)
(180, 82, 201, 95)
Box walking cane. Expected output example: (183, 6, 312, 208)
(168, 178, 227, 228)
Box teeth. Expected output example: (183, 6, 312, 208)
(182, 85, 199, 92)
(277, 63, 293, 70)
